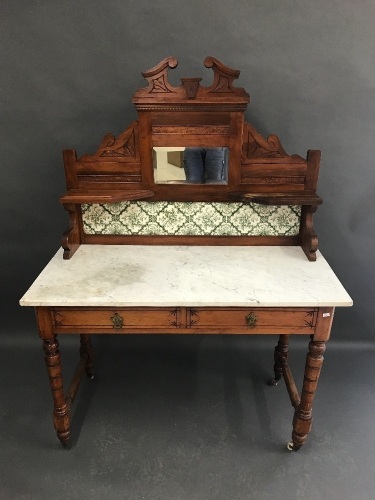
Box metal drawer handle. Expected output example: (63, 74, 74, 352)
(111, 312, 124, 329)
(246, 312, 258, 328)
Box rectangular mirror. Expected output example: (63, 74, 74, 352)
(153, 147, 229, 184)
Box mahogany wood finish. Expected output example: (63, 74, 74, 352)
(37, 307, 71, 448)
(291, 338, 326, 451)
(61, 56, 322, 260)
(83, 234, 300, 247)
(33, 58, 334, 451)
(50, 307, 318, 335)
(36, 304, 335, 449)
(60, 189, 154, 204)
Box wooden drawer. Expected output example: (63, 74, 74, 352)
(51, 306, 317, 335)
(52, 307, 183, 332)
(187, 307, 317, 334)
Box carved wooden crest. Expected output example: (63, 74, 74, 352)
(242, 122, 291, 159)
(133, 56, 250, 105)
(141, 56, 179, 94)
(79, 122, 139, 162)
(242, 122, 306, 162)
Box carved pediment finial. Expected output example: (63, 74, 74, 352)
(141, 56, 179, 93)
(181, 77, 202, 99)
(204, 56, 242, 93)
(133, 56, 250, 104)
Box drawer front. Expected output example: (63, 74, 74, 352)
(187, 308, 317, 334)
(51, 307, 317, 335)
(52, 307, 183, 331)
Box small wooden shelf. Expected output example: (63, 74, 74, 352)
(228, 191, 323, 206)
(60, 189, 154, 204)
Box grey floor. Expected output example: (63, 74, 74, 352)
(1, 326, 375, 500)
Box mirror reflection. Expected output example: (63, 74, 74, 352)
(153, 147, 229, 184)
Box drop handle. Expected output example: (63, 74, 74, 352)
(245, 312, 258, 328)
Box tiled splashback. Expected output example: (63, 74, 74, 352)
(82, 201, 301, 236)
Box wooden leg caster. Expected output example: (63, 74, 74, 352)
(58, 431, 72, 449)
(287, 441, 295, 451)
(289, 337, 326, 451)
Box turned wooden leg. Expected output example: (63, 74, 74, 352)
(269, 334, 289, 386)
(289, 337, 326, 451)
(80, 334, 95, 379)
(42, 336, 71, 448)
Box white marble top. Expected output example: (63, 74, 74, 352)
(20, 245, 352, 308)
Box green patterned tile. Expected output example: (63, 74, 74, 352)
(82, 202, 301, 236)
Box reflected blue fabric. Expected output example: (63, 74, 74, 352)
(183, 147, 227, 183)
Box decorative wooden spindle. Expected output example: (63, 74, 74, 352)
(269, 334, 289, 386)
(289, 338, 326, 451)
(80, 334, 95, 379)
(42, 336, 71, 448)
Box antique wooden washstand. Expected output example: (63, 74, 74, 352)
(20, 57, 352, 451)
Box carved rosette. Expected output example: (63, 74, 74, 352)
(168, 308, 182, 328)
(189, 309, 199, 327)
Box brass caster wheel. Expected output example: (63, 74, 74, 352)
(268, 378, 279, 386)
(60, 438, 71, 449)
(87, 371, 95, 380)
(287, 441, 294, 451)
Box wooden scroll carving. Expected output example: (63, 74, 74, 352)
(137, 55, 246, 97)
(61, 203, 82, 260)
(242, 122, 295, 160)
(204, 56, 243, 94)
(141, 56, 179, 93)
(133, 56, 250, 105)
(78, 121, 140, 163)
(83, 128, 136, 159)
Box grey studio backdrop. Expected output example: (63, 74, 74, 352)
(1, 0, 374, 342)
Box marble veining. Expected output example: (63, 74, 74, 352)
(20, 245, 353, 308)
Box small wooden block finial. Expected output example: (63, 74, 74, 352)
(181, 77, 202, 99)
